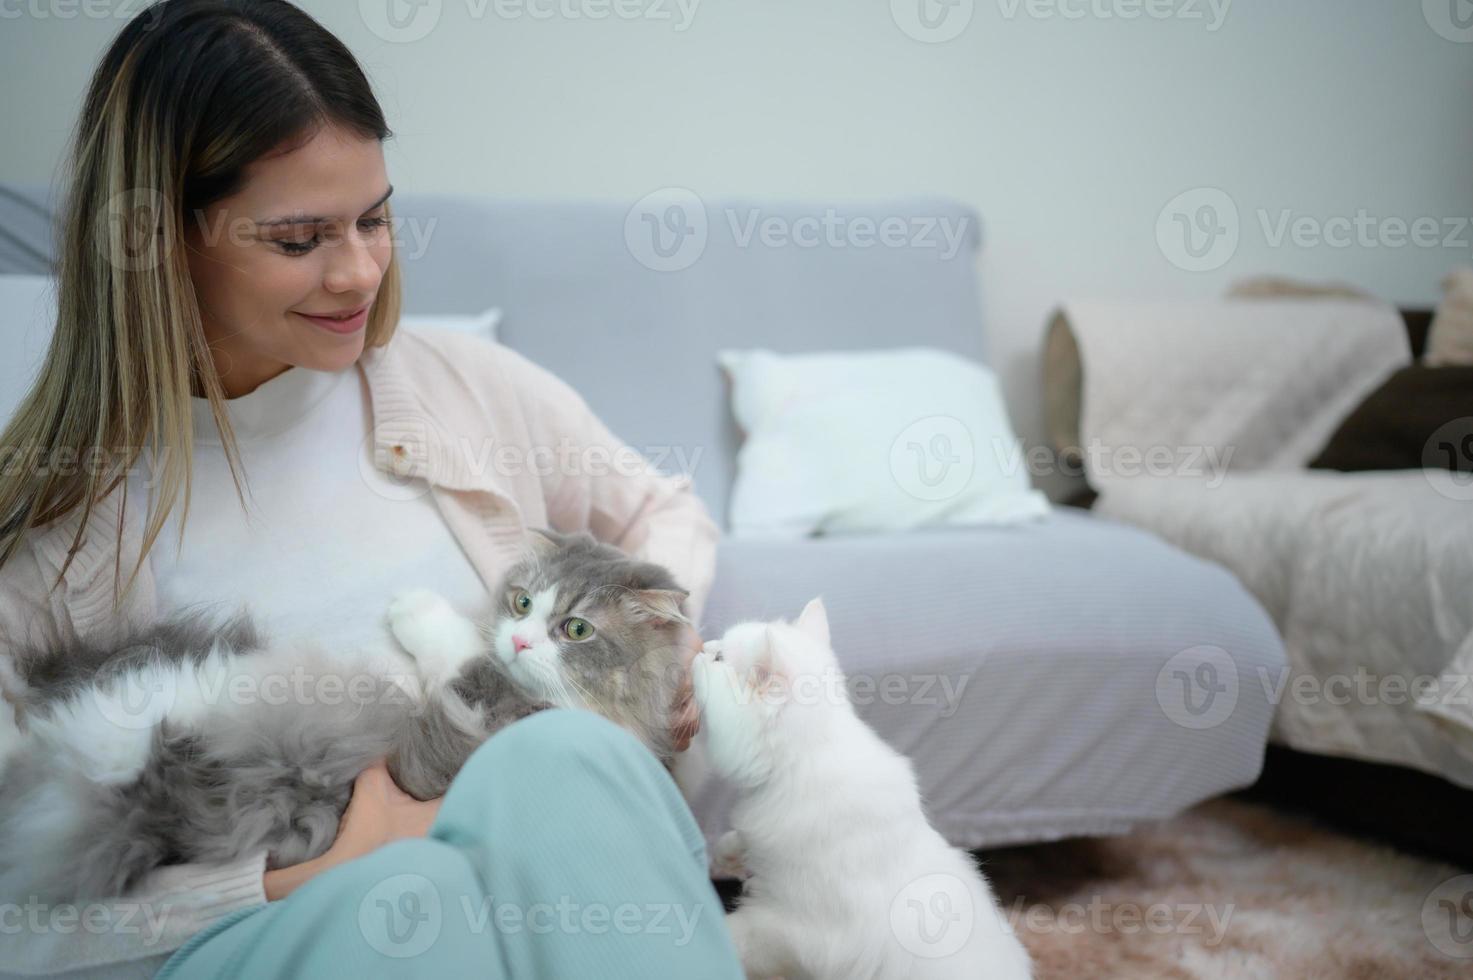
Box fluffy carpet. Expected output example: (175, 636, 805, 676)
(976, 798, 1473, 979)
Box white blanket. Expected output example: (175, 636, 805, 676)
(1098, 470, 1473, 789)
(1061, 298, 1473, 784)
(1054, 298, 1410, 483)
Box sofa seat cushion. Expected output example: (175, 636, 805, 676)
(682, 510, 1286, 849)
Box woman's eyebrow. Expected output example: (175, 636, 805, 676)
(255, 185, 394, 227)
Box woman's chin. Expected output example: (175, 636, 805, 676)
(301, 335, 367, 371)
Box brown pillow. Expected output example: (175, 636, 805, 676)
(1309, 366, 1473, 472)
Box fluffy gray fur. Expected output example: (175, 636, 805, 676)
(0, 529, 691, 903)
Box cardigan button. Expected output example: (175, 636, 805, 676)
(389, 444, 414, 476)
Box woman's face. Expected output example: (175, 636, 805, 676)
(184, 124, 392, 398)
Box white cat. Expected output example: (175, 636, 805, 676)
(691, 598, 1032, 980)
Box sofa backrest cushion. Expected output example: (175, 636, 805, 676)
(0, 184, 987, 526)
(392, 193, 986, 525)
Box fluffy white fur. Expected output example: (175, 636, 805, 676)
(692, 598, 1032, 980)
(6, 640, 413, 790)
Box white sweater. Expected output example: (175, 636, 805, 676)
(5, 365, 489, 979)
(151, 362, 489, 656)
(1, 330, 721, 979)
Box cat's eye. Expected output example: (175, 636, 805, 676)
(511, 590, 532, 616)
(562, 617, 595, 641)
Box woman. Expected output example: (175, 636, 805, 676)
(0, 1, 739, 976)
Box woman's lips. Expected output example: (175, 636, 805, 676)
(296, 303, 370, 334)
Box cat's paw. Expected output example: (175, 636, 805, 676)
(712, 829, 750, 880)
(387, 589, 456, 656)
(387, 589, 483, 682)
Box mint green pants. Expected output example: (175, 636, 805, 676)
(158, 709, 743, 979)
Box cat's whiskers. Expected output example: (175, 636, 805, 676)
(545, 662, 593, 712)
(561, 669, 596, 707)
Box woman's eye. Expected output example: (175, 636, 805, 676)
(275, 216, 389, 257)
(513, 591, 532, 615)
(563, 618, 594, 641)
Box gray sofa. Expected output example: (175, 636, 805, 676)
(0, 182, 1286, 850)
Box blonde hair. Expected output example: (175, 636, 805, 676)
(0, 0, 403, 612)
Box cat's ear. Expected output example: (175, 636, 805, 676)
(795, 597, 830, 647)
(624, 588, 691, 628)
(522, 527, 562, 563)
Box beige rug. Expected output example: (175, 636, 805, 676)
(978, 798, 1473, 979)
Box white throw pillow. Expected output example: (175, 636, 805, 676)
(399, 306, 502, 340)
(720, 346, 1049, 538)
(0, 275, 56, 430)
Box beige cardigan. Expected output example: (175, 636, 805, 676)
(0, 327, 720, 977)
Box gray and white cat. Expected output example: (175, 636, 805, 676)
(0, 528, 693, 904)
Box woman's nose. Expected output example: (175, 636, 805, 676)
(322, 228, 383, 296)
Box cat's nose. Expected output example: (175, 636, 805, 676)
(512, 635, 532, 654)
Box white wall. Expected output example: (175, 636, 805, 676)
(4, 0, 1471, 497)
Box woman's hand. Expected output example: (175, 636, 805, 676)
(328, 760, 443, 861)
(669, 624, 703, 753)
(263, 760, 442, 901)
